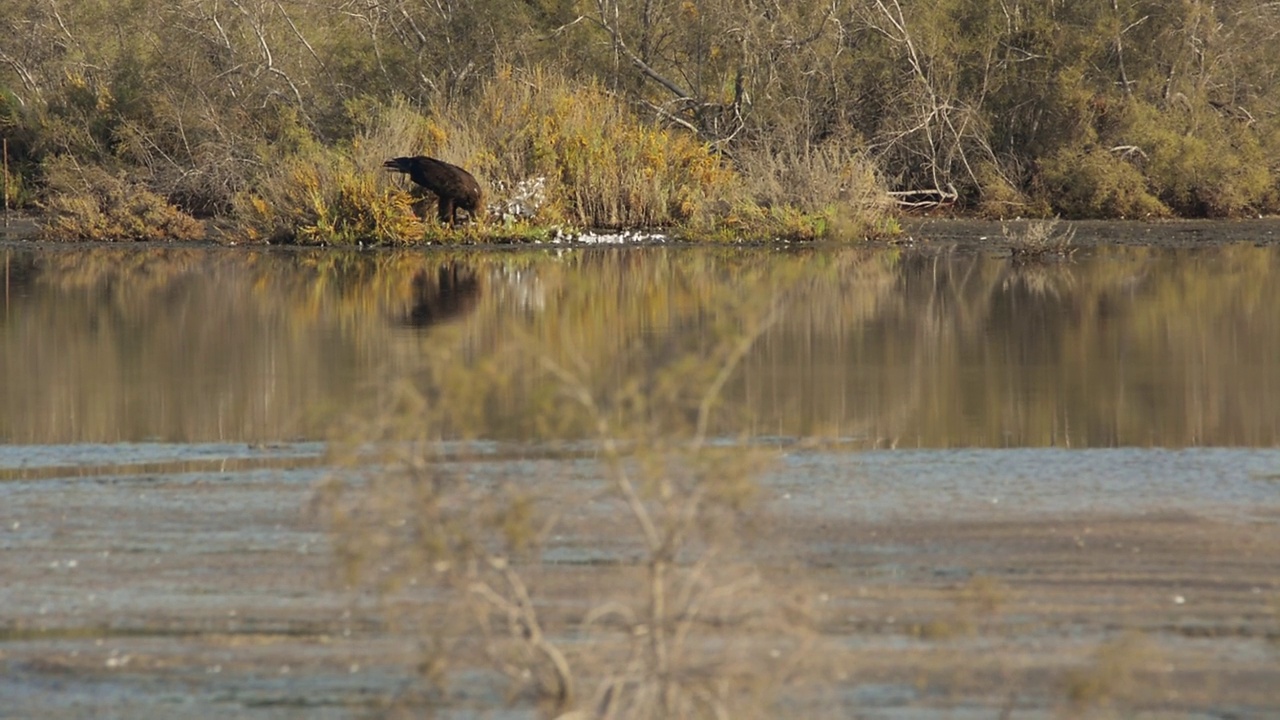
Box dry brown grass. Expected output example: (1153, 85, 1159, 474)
(1062, 632, 1165, 715)
(38, 156, 205, 242)
(1004, 218, 1078, 261)
(318, 269, 832, 718)
(736, 132, 893, 240)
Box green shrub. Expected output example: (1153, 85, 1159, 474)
(1, 158, 27, 211)
(1119, 100, 1273, 217)
(1037, 146, 1168, 219)
(974, 160, 1034, 219)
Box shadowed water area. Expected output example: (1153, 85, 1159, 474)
(2, 222, 1280, 719)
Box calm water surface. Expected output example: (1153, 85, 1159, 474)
(2, 226, 1279, 448)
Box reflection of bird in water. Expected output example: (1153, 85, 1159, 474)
(404, 264, 480, 329)
(382, 156, 483, 225)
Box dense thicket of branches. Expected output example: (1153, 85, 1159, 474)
(2, 0, 1278, 225)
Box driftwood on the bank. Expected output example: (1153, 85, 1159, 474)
(887, 186, 959, 209)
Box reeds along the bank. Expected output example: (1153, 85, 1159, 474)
(235, 69, 748, 244)
(230, 67, 893, 245)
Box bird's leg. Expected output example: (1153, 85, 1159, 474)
(437, 198, 455, 226)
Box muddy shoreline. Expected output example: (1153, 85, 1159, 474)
(5, 213, 1280, 250)
(902, 216, 1280, 249)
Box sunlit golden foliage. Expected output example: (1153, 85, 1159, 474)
(435, 65, 745, 231)
(973, 160, 1035, 218)
(229, 68, 883, 244)
(234, 148, 424, 245)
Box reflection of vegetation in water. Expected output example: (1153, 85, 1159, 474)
(0, 246, 891, 443)
(0, 248, 354, 443)
(4, 243, 1280, 445)
(742, 244, 1280, 447)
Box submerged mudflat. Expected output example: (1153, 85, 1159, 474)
(2, 444, 1278, 718)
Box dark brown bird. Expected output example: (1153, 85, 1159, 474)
(382, 156, 483, 225)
